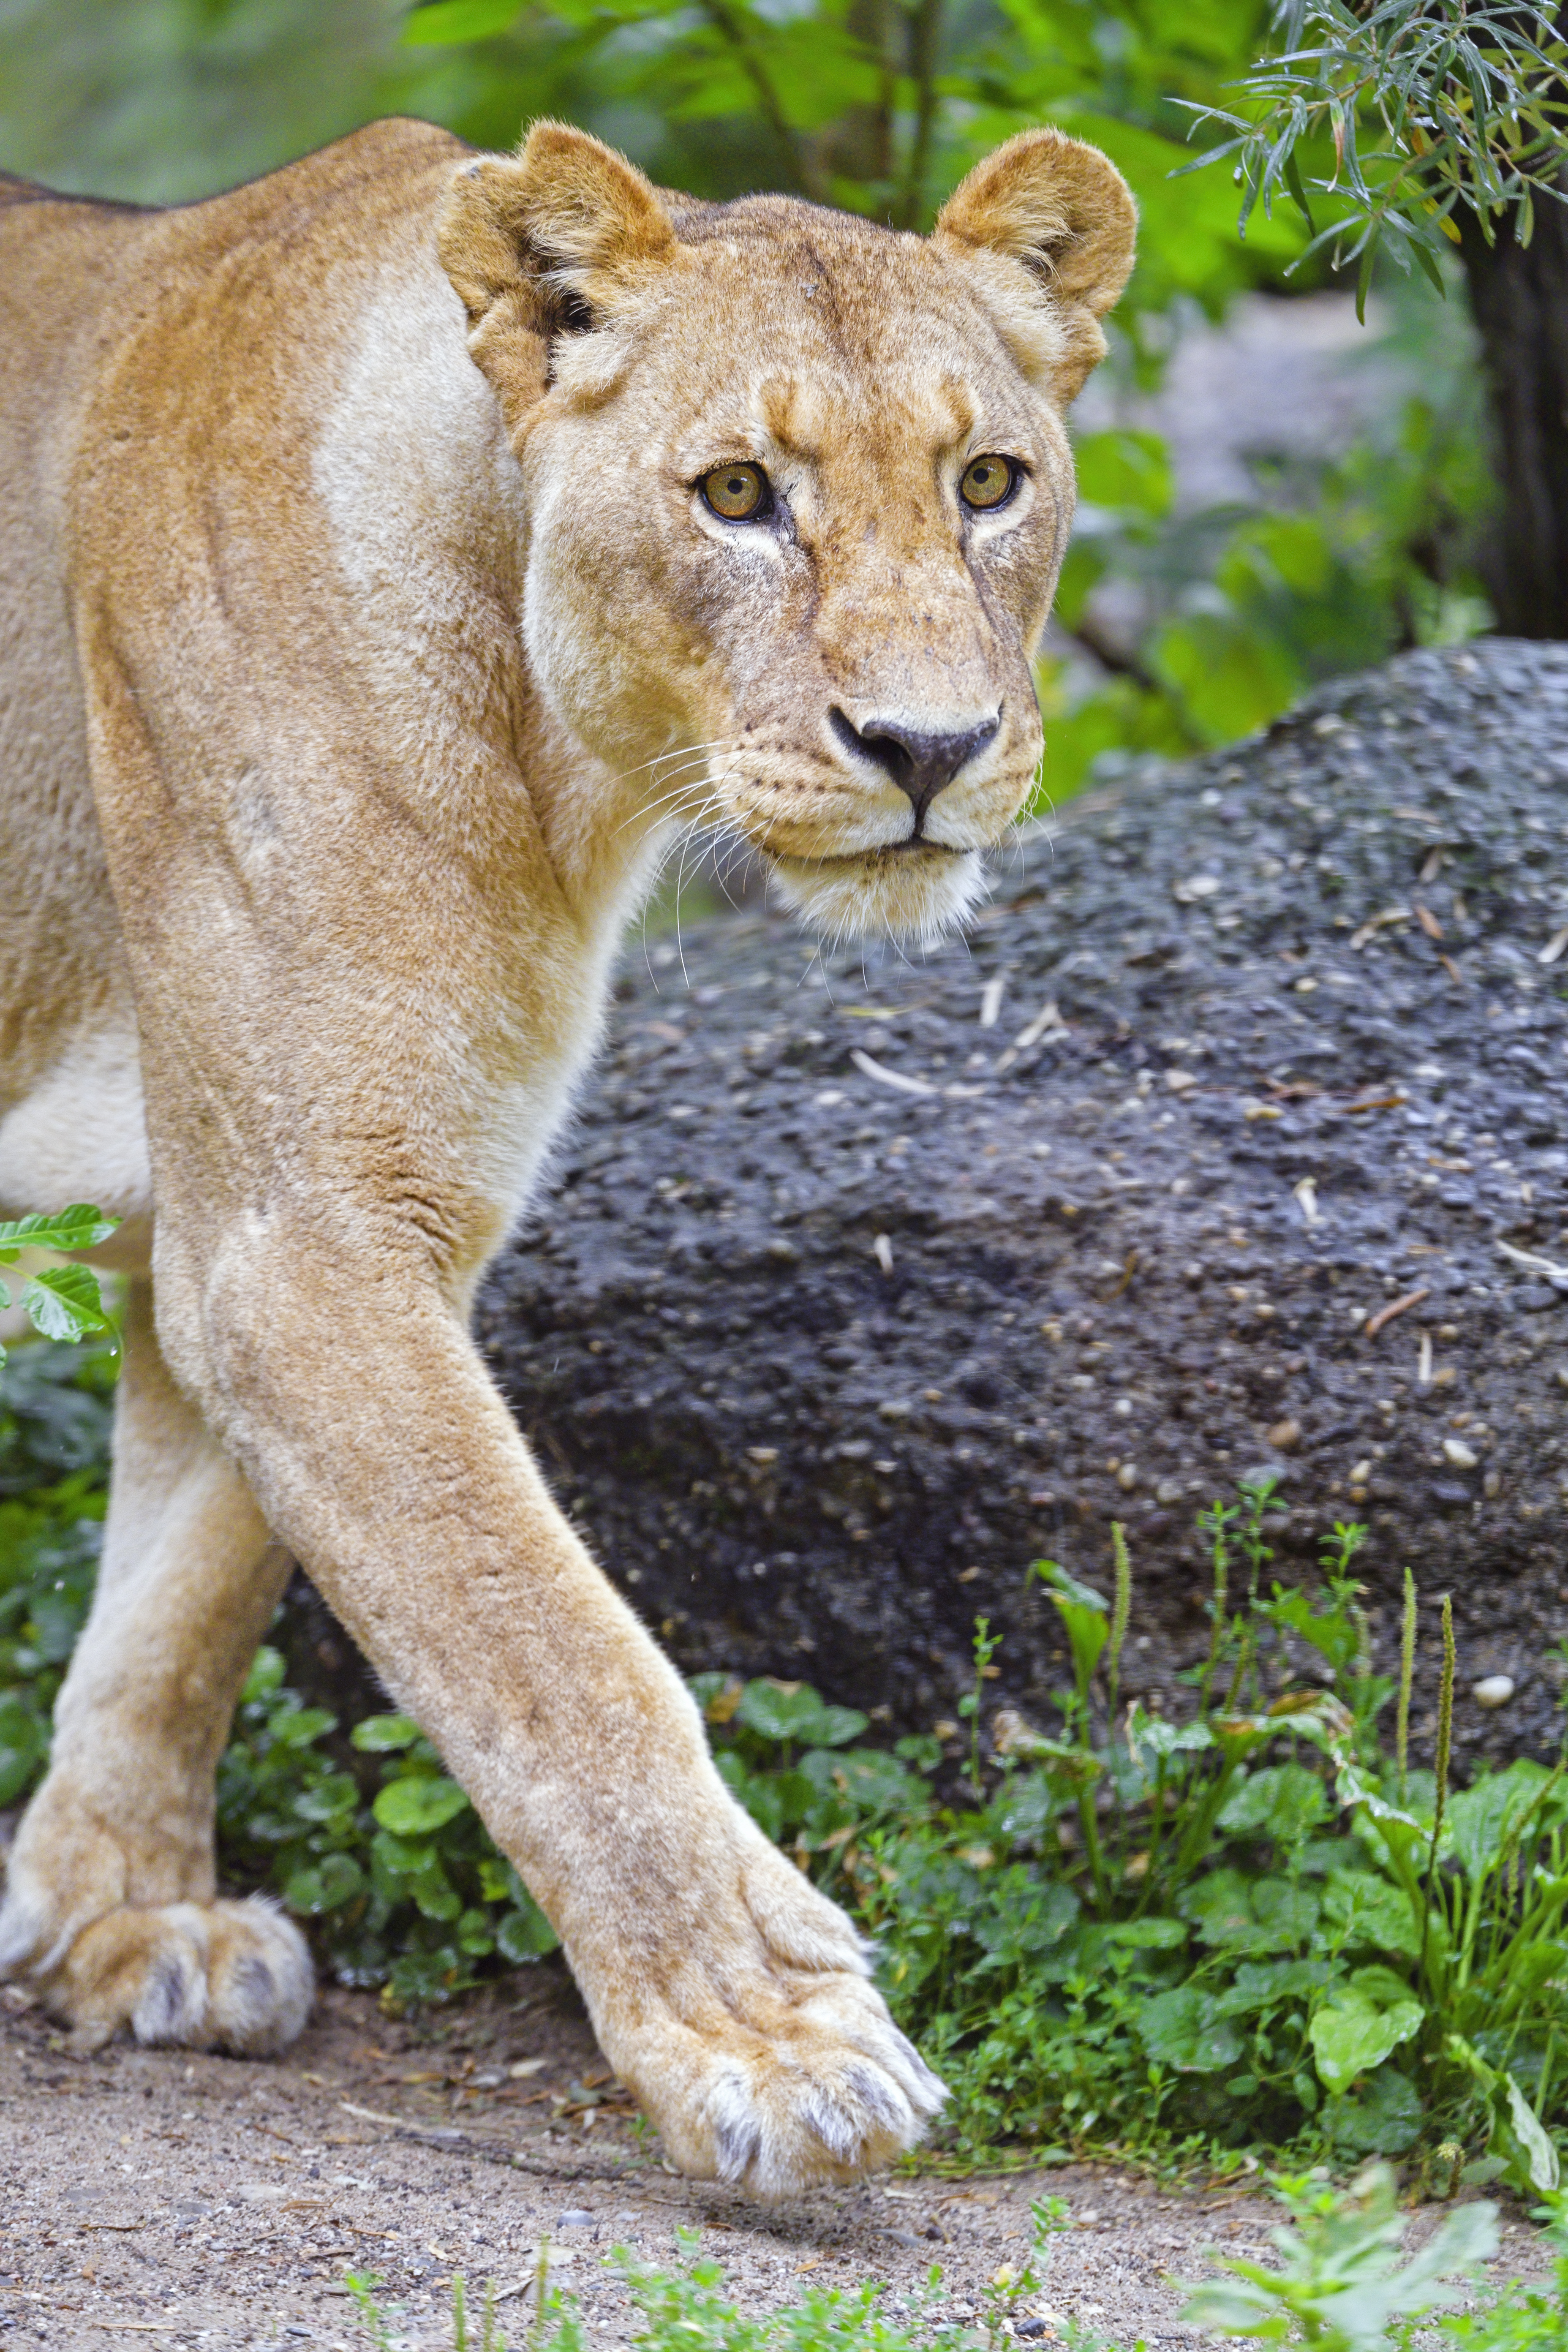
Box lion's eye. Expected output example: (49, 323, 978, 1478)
(959, 455, 1018, 512)
(701, 463, 771, 522)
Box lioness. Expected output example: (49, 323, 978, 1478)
(0, 115, 1132, 2191)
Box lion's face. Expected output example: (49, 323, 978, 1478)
(440, 125, 1136, 945)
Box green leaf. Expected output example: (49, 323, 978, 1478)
(1181, 1870, 1318, 1952)
(372, 1775, 471, 1836)
(1492, 2074, 1561, 2195)
(0, 1204, 118, 1260)
(1446, 1760, 1554, 1886)
(1322, 1868, 1423, 1960)
(1215, 1957, 1332, 2018)
(496, 1898, 560, 1962)
(1218, 1762, 1328, 1843)
(400, 0, 523, 44)
(1127, 1704, 1214, 1762)
(1311, 1966, 1424, 2095)
(1138, 1987, 1244, 2074)
(735, 1679, 866, 1747)
(284, 1853, 366, 1915)
(22, 1265, 115, 1345)
(1328, 2063, 1425, 2156)
(351, 1714, 423, 1752)
(1099, 1915, 1188, 1951)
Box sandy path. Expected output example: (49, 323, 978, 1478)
(0, 1974, 1545, 2351)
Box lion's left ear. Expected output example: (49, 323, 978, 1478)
(438, 120, 677, 431)
(932, 129, 1136, 404)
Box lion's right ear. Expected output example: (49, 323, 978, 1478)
(933, 129, 1136, 405)
(438, 121, 676, 429)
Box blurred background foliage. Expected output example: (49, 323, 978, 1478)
(0, 0, 1495, 800)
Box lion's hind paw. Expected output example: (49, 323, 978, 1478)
(4, 1894, 313, 2057)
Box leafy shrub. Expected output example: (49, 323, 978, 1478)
(3, 1342, 1565, 2186)
(0, 1339, 114, 1809)
(216, 1663, 559, 2006)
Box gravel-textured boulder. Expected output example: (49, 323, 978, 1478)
(292, 642, 1568, 1772)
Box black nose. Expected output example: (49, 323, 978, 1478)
(829, 709, 1001, 828)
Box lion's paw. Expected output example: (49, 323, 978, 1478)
(0, 1892, 313, 2057)
(598, 1846, 946, 2196)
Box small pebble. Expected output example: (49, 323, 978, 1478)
(1473, 1676, 1515, 1709)
(558, 2208, 597, 2228)
(1443, 1438, 1479, 1469)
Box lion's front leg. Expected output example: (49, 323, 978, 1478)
(171, 1241, 941, 2191)
(0, 1281, 313, 2055)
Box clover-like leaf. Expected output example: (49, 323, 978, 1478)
(372, 1775, 471, 1836)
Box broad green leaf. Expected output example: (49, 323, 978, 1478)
(0, 1692, 46, 1808)
(798, 1747, 923, 1812)
(22, 1265, 115, 1345)
(1311, 1967, 1424, 2094)
(736, 1678, 866, 1745)
(1215, 1957, 1332, 2017)
(1328, 2062, 1425, 2156)
(1446, 1760, 1554, 1886)
(0, 1204, 118, 1260)
(372, 1775, 471, 1836)
(1219, 1761, 1328, 1842)
(241, 1647, 287, 1704)
(284, 1853, 366, 1916)
(1181, 1870, 1318, 1951)
(1492, 2074, 1561, 2194)
(496, 1898, 560, 1962)
(1102, 1915, 1188, 1950)
(351, 1713, 423, 1752)
(1323, 1868, 1423, 1960)
(1138, 1986, 1244, 2074)
(1127, 1704, 1214, 1762)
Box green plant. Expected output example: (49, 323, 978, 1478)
(1181, 2159, 1497, 2351)
(1187, 0, 1568, 307)
(216, 1658, 561, 2006)
(0, 1338, 114, 1808)
(1444, 2193, 1568, 2352)
(5, 1341, 1566, 2183)
(0, 1206, 118, 1362)
(338, 2205, 1078, 2352)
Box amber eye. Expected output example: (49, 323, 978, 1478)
(701, 463, 770, 522)
(959, 454, 1019, 512)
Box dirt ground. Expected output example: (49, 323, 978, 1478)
(0, 1966, 1550, 2352)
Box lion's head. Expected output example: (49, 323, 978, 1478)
(439, 122, 1134, 946)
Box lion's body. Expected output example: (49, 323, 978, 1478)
(0, 114, 1131, 2191)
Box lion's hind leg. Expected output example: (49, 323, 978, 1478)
(0, 1280, 312, 2055)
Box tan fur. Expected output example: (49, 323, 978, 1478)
(0, 116, 1132, 2190)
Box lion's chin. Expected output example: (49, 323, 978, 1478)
(766, 843, 989, 947)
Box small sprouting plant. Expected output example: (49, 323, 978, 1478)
(1181, 2160, 1498, 2352)
(960, 1616, 1003, 1799)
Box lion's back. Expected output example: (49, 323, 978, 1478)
(0, 120, 469, 1122)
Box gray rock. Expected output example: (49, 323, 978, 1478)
(471, 639, 1568, 1769)
(284, 641, 1568, 1772)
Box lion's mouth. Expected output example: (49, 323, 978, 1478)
(768, 838, 968, 874)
